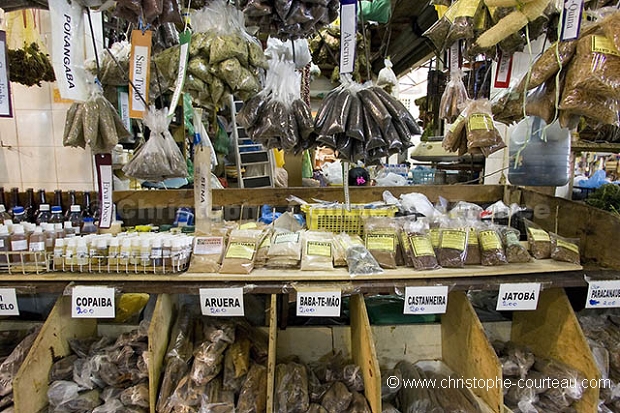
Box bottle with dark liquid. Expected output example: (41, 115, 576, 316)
(53, 190, 64, 216)
(24, 188, 36, 223)
(0, 187, 6, 208)
(9, 188, 20, 216)
(82, 192, 94, 219)
(65, 190, 77, 220)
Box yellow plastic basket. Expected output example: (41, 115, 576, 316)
(301, 204, 398, 235)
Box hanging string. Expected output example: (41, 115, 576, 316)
(86, 8, 101, 81)
(184, 0, 192, 32)
(357, 0, 372, 81)
(105, 47, 149, 107)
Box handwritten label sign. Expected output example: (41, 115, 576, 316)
(168, 30, 191, 117)
(494, 52, 513, 89)
(561, 0, 584, 41)
(0, 289, 19, 316)
(117, 87, 131, 133)
(200, 288, 245, 316)
(404, 286, 448, 315)
(72, 286, 115, 318)
(339, 0, 357, 74)
(0, 32, 12, 117)
(496, 283, 541, 311)
(297, 291, 341, 317)
(449, 41, 460, 71)
(586, 280, 620, 308)
(95, 154, 113, 229)
(129, 30, 152, 118)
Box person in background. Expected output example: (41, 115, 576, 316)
(349, 167, 372, 186)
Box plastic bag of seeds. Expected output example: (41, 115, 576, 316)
(267, 230, 303, 268)
(364, 217, 400, 269)
(403, 219, 440, 271)
(437, 220, 468, 268)
(465, 99, 505, 155)
(478, 225, 508, 266)
(550, 233, 580, 265)
(524, 219, 551, 259)
(501, 227, 532, 263)
(219, 229, 265, 274)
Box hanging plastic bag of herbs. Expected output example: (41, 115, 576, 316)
(8, 42, 55, 87)
(123, 106, 188, 181)
(440, 70, 469, 123)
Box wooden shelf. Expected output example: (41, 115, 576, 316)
(571, 141, 620, 153)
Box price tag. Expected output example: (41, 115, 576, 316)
(129, 29, 152, 118)
(72, 286, 115, 318)
(297, 291, 341, 317)
(95, 154, 113, 229)
(168, 30, 192, 117)
(0, 31, 12, 118)
(561, 0, 584, 41)
(0, 289, 19, 316)
(404, 286, 448, 315)
(494, 52, 513, 89)
(200, 288, 245, 316)
(585, 280, 620, 308)
(496, 283, 541, 311)
(339, 0, 357, 74)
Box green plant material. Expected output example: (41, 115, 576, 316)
(8, 42, 55, 87)
(585, 184, 620, 217)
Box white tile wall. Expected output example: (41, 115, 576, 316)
(0, 10, 96, 192)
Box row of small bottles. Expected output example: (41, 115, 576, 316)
(52, 232, 194, 271)
(0, 188, 97, 226)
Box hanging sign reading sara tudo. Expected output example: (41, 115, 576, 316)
(129, 29, 152, 119)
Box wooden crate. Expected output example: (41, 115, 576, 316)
(274, 294, 381, 412)
(372, 291, 502, 412)
(484, 288, 600, 413)
(12, 294, 175, 413)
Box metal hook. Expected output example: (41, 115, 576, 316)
(0, 140, 12, 150)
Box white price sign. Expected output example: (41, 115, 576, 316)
(0, 289, 19, 316)
(339, 0, 357, 74)
(561, 0, 584, 41)
(496, 283, 541, 311)
(586, 280, 620, 309)
(297, 291, 341, 317)
(404, 286, 448, 315)
(72, 286, 115, 318)
(200, 288, 245, 316)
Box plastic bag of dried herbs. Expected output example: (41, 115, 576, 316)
(440, 70, 469, 123)
(478, 225, 508, 266)
(523, 219, 551, 259)
(338, 232, 383, 276)
(123, 106, 187, 181)
(501, 227, 532, 263)
(301, 231, 334, 271)
(437, 219, 469, 268)
(550, 233, 580, 265)
(219, 229, 266, 274)
(364, 217, 400, 269)
(465, 99, 505, 155)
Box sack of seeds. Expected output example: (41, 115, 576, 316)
(501, 227, 532, 263)
(478, 225, 508, 266)
(550, 233, 580, 265)
(364, 217, 400, 269)
(403, 219, 440, 271)
(267, 230, 303, 268)
(524, 219, 551, 259)
(220, 229, 266, 274)
(301, 231, 334, 271)
(437, 220, 468, 268)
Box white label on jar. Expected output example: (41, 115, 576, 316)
(29, 241, 45, 252)
(11, 240, 27, 251)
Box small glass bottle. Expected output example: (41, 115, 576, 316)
(162, 238, 172, 270)
(89, 237, 99, 266)
(0, 205, 12, 225)
(119, 238, 132, 266)
(108, 238, 120, 267)
(9, 188, 20, 216)
(10, 224, 28, 263)
(29, 226, 46, 264)
(68, 205, 82, 235)
(64, 190, 77, 220)
(43, 223, 56, 253)
(151, 238, 163, 267)
(53, 238, 65, 269)
(130, 238, 141, 265)
(82, 192, 94, 220)
(49, 206, 64, 224)
(64, 222, 76, 238)
(53, 190, 64, 215)
(54, 223, 65, 239)
(36, 204, 52, 225)
(171, 238, 182, 270)
(64, 238, 76, 267)
(24, 188, 36, 223)
(76, 239, 88, 266)
(81, 217, 98, 235)
(12, 206, 26, 224)
(140, 238, 151, 267)
(97, 238, 108, 267)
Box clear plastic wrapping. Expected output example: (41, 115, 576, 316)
(395, 360, 436, 412)
(527, 40, 577, 90)
(524, 219, 551, 259)
(321, 381, 353, 411)
(502, 227, 532, 263)
(437, 222, 468, 269)
(0, 327, 40, 396)
(550, 233, 580, 265)
(274, 362, 309, 413)
(337, 233, 384, 276)
(478, 226, 508, 266)
(403, 220, 441, 271)
(301, 231, 334, 271)
(120, 383, 149, 408)
(465, 99, 506, 156)
(364, 217, 399, 270)
(267, 230, 303, 268)
(236, 364, 267, 413)
(440, 71, 469, 123)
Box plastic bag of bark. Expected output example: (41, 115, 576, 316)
(440, 70, 469, 123)
(601, 9, 620, 52)
(301, 231, 334, 271)
(321, 381, 353, 412)
(382, 403, 401, 413)
(478, 225, 508, 266)
(533, 357, 586, 404)
(527, 40, 578, 90)
(120, 383, 149, 408)
(550, 233, 580, 265)
(342, 364, 364, 392)
(267, 230, 303, 268)
(364, 217, 399, 269)
(275, 362, 310, 412)
(254, 229, 272, 269)
(504, 378, 538, 412)
(332, 233, 349, 267)
(346, 391, 372, 413)
(497, 341, 535, 379)
(424, 17, 452, 52)
(443, 101, 470, 153)
(0, 326, 40, 396)
(526, 78, 559, 125)
(445, 0, 481, 47)
(415, 360, 482, 412)
(501, 227, 532, 263)
(50, 355, 79, 382)
(395, 360, 436, 412)
(190, 339, 229, 385)
(337, 233, 383, 276)
(47, 380, 80, 408)
(237, 364, 267, 413)
(220, 229, 265, 274)
(403, 219, 440, 271)
(524, 219, 551, 259)
(465, 99, 505, 155)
